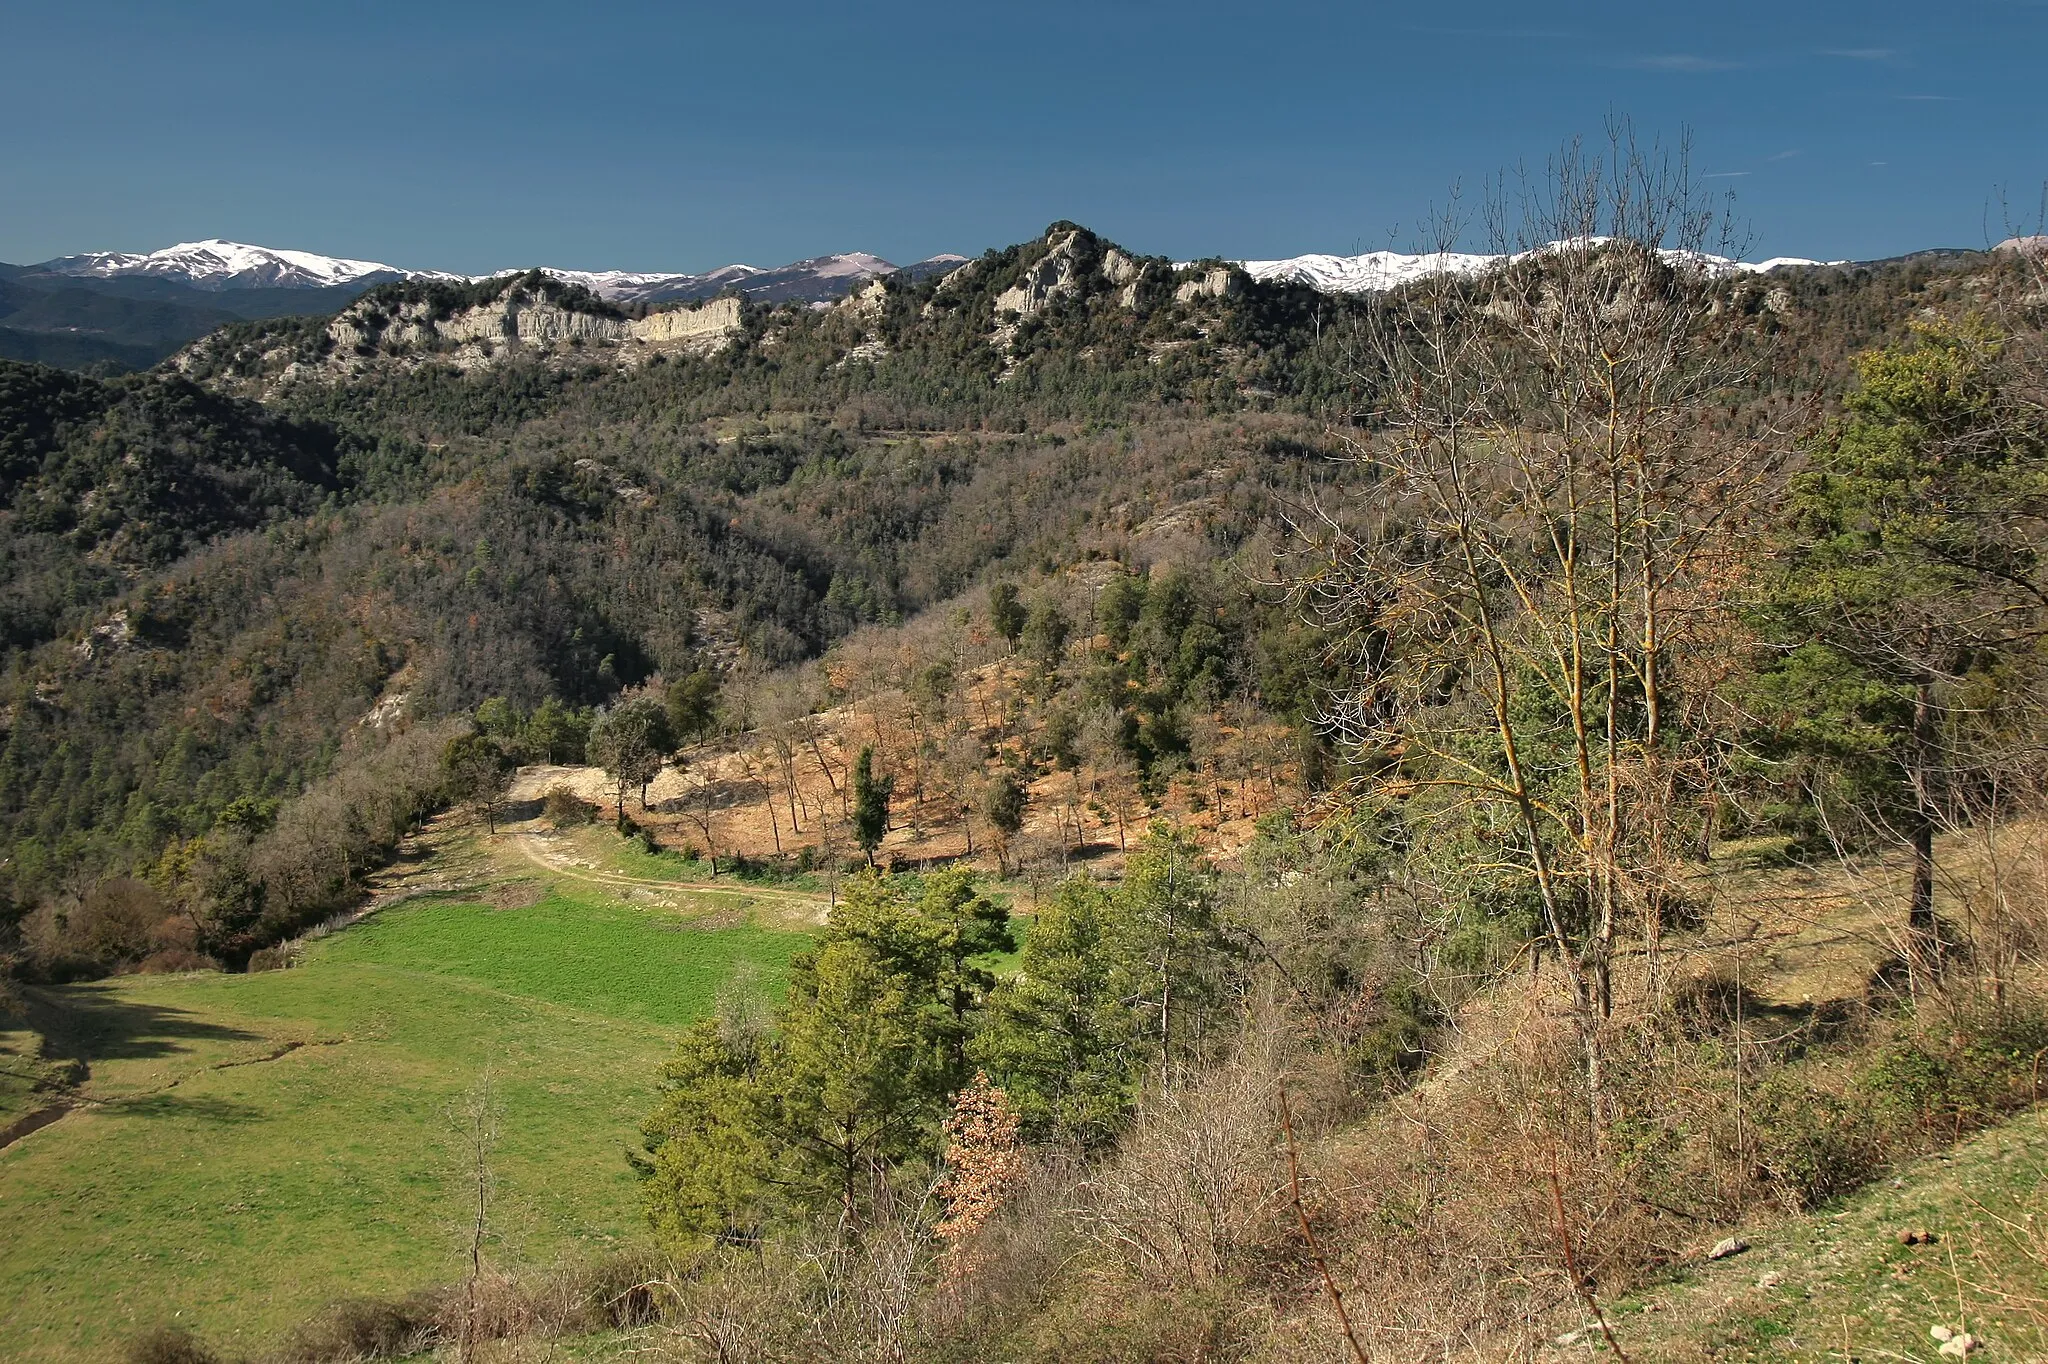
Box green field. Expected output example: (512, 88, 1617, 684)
(0, 876, 810, 1362)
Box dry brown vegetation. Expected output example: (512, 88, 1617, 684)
(518, 624, 1305, 889)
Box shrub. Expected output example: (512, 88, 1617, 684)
(1749, 1075, 1878, 1210)
(278, 1292, 442, 1362)
(541, 786, 597, 829)
(137, 948, 217, 974)
(1860, 1003, 2048, 1137)
(566, 1249, 669, 1329)
(125, 1325, 223, 1364)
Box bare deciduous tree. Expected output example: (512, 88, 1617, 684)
(1292, 124, 1782, 1131)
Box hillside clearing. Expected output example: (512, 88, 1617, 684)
(0, 835, 810, 1362)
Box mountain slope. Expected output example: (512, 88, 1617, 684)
(1235, 242, 1838, 292)
(31, 241, 963, 308)
(35, 239, 449, 291)
(0, 220, 2006, 927)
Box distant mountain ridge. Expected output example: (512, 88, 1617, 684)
(1228, 242, 1842, 293)
(36, 239, 459, 291)
(2, 241, 976, 372)
(36, 237, 1848, 304)
(1, 229, 2015, 376)
(28, 240, 972, 305)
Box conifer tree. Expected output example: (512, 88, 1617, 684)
(851, 746, 894, 867)
(1751, 318, 2048, 978)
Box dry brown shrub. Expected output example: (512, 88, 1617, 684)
(276, 1291, 445, 1362)
(124, 1324, 225, 1364)
(1005, 1280, 1249, 1364)
(657, 1204, 939, 1364)
(137, 947, 218, 974)
(1081, 1024, 1293, 1290)
(923, 1149, 1088, 1343)
(934, 1072, 1027, 1281)
(1292, 1005, 1663, 1360)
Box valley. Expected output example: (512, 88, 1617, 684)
(0, 809, 815, 1361)
(3, 194, 2048, 1363)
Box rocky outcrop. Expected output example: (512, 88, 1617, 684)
(1174, 267, 1242, 303)
(994, 231, 1086, 319)
(180, 283, 744, 396)
(630, 296, 744, 347)
(836, 279, 890, 321)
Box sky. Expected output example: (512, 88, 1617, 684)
(1, 0, 2043, 274)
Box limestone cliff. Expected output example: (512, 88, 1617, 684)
(176, 277, 744, 397)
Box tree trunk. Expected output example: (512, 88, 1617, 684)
(1908, 678, 1941, 982)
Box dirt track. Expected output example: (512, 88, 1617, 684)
(504, 828, 830, 923)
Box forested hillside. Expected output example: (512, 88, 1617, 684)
(0, 217, 2020, 973)
(8, 192, 2048, 1363)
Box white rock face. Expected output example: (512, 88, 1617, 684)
(437, 294, 627, 347)
(630, 296, 744, 345)
(1173, 267, 1241, 303)
(994, 232, 1086, 318)
(180, 284, 745, 396)
(835, 278, 890, 320)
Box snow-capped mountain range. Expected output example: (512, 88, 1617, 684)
(38, 240, 457, 291)
(31, 240, 970, 305)
(30, 237, 1842, 306)
(1233, 242, 1839, 293)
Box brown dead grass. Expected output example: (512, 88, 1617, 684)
(507, 661, 1302, 884)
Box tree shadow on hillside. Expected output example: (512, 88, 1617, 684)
(19, 987, 264, 1081)
(104, 1092, 266, 1124)
(652, 776, 768, 815)
(498, 796, 544, 825)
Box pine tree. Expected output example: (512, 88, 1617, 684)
(988, 582, 1027, 646)
(970, 876, 1138, 1150)
(851, 745, 893, 867)
(1751, 319, 2048, 978)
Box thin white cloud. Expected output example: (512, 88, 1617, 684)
(1703, 171, 1752, 179)
(1767, 149, 1801, 161)
(1406, 25, 1574, 39)
(1895, 93, 1959, 101)
(1821, 47, 1897, 60)
(1618, 53, 1743, 72)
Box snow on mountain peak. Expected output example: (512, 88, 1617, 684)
(1234, 241, 1842, 293)
(38, 239, 454, 291)
(31, 239, 913, 306)
(29, 235, 1853, 310)
(494, 253, 903, 305)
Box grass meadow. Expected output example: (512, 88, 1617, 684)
(0, 874, 810, 1361)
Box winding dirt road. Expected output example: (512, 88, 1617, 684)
(506, 830, 830, 921)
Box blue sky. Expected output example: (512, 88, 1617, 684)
(2, 0, 2042, 272)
